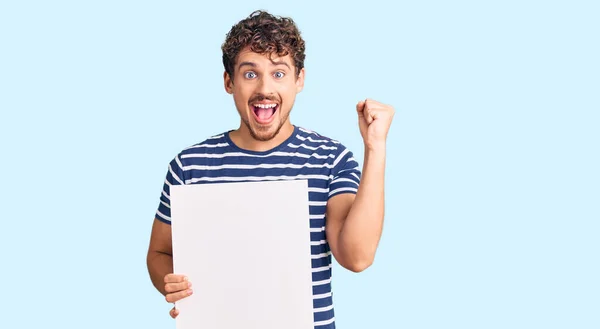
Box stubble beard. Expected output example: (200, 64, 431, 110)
(242, 108, 290, 142)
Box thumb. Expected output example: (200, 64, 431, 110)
(356, 100, 366, 117)
(170, 306, 179, 319)
(358, 100, 375, 124)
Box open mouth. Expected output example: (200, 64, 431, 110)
(251, 103, 279, 123)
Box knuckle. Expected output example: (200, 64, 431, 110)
(166, 293, 177, 303)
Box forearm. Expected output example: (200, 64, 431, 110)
(147, 251, 173, 296)
(338, 145, 386, 269)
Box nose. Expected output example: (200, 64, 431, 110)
(256, 74, 275, 95)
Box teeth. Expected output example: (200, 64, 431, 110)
(253, 103, 277, 109)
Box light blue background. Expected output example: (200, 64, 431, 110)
(1, 1, 598, 328)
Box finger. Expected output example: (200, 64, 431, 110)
(366, 109, 374, 124)
(165, 281, 192, 293)
(356, 100, 366, 116)
(164, 274, 188, 284)
(170, 307, 179, 319)
(165, 288, 193, 303)
(364, 104, 375, 124)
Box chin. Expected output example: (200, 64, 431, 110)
(247, 122, 283, 141)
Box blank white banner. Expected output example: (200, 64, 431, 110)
(170, 179, 314, 329)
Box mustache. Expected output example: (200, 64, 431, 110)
(249, 94, 280, 104)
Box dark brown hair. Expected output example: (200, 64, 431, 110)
(221, 10, 306, 80)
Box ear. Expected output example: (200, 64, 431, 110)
(224, 71, 233, 94)
(295, 68, 305, 93)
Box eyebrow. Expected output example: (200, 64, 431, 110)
(238, 62, 256, 70)
(270, 60, 291, 70)
(238, 60, 291, 71)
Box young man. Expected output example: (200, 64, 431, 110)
(146, 10, 394, 329)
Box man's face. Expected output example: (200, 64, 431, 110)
(224, 47, 305, 141)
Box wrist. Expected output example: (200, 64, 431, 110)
(364, 141, 386, 153)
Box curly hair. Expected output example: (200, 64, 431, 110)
(222, 10, 306, 81)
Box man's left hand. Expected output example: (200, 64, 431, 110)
(356, 98, 395, 149)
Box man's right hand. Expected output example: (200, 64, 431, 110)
(164, 273, 193, 318)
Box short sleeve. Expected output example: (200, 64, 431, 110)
(155, 154, 186, 224)
(328, 146, 362, 199)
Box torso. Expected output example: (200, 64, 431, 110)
(173, 125, 353, 328)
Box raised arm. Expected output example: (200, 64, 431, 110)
(326, 99, 394, 272)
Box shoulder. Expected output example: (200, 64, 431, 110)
(295, 126, 343, 147)
(165, 131, 230, 170)
(164, 131, 230, 181)
(175, 131, 229, 157)
(296, 126, 361, 176)
(294, 126, 353, 156)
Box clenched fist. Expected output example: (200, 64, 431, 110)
(164, 273, 193, 318)
(356, 99, 395, 149)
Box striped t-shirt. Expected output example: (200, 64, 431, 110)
(156, 125, 361, 329)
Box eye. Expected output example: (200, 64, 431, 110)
(244, 71, 257, 79)
(274, 71, 285, 79)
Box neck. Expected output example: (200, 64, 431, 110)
(230, 121, 295, 152)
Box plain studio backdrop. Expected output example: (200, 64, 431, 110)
(0, 1, 598, 328)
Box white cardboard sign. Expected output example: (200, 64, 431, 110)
(170, 180, 314, 329)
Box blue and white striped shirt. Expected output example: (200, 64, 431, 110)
(156, 125, 361, 329)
